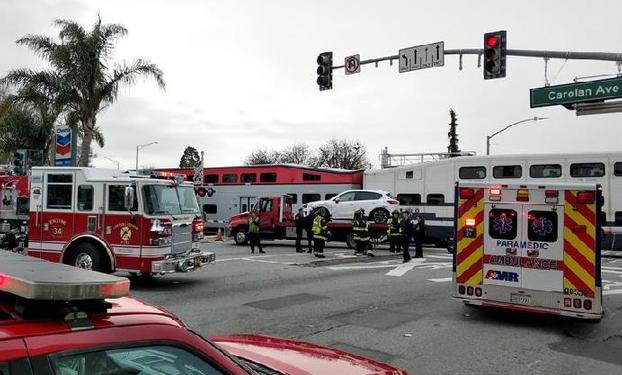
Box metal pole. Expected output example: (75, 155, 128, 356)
(486, 136, 491, 156)
(332, 48, 622, 70)
(486, 117, 547, 155)
(135, 145, 139, 172)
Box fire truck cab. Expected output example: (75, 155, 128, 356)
(453, 182, 603, 320)
(27, 167, 214, 275)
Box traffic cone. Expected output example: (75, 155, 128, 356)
(215, 228, 224, 241)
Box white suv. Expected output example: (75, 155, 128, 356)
(308, 189, 398, 223)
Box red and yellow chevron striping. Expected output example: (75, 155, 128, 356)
(456, 188, 485, 285)
(563, 191, 596, 298)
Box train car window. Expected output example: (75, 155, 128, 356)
(459, 166, 486, 179)
(303, 173, 321, 181)
(570, 162, 605, 177)
(222, 174, 238, 183)
(287, 193, 298, 204)
(204, 174, 219, 183)
(325, 193, 338, 200)
(493, 165, 522, 179)
(614, 162, 622, 176)
(405, 171, 414, 179)
(615, 212, 622, 226)
(397, 193, 421, 205)
(260, 173, 277, 182)
(426, 194, 445, 205)
(302, 193, 321, 204)
(241, 173, 257, 183)
(203, 204, 217, 214)
(529, 164, 562, 178)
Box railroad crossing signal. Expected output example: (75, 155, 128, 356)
(483, 31, 507, 80)
(316, 52, 333, 91)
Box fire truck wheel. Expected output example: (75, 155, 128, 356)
(370, 208, 389, 224)
(233, 229, 248, 245)
(70, 243, 104, 272)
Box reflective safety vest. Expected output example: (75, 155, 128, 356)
(312, 216, 328, 240)
(248, 216, 260, 234)
(352, 218, 370, 242)
(387, 217, 402, 237)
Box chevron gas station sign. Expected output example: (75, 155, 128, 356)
(55, 126, 73, 166)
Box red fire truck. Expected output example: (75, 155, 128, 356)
(0, 175, 29, 251)
(228, 195, 388, 248)
(24, 167, 214, 276)
(453, 182, 603, 319)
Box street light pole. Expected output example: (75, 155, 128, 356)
(135, 141, 158, 171)
(103, 156, 120, 170)
(486, 117, 548, 155)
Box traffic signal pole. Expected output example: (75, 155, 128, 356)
(331, 49, 622, 70)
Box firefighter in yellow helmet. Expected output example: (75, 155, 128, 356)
(387, 209, 402, 253)
(312, 210, 330, 258)
(352, 209, 373, 256)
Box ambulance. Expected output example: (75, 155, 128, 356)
(452, 182, 603, 320)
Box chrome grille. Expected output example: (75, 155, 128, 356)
(171, 224, 192, 254)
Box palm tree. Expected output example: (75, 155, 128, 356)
(2, 16, 165, 166)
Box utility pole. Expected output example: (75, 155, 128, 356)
(486, 117, 548, 155)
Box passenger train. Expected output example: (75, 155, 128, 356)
(364, 152, 622, 249)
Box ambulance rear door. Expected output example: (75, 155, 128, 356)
(519, 188, 564, 294)
(483, 198, 522, 288)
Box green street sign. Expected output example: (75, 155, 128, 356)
(530, 77, 622, 108)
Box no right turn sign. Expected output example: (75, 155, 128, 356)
(345, 54, 361, 75)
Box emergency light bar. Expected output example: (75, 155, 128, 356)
(0, 252, 129, 301)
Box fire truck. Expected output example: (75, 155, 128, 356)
(24, 167, 214, 276)
(0, 175, 29, 251)
(228, 195, 388, 248)
(453, 181, 603, 320)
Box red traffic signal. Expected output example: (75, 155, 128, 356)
(483, 30, 506, 80)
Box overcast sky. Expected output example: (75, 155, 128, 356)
(1, 0, 621, 170)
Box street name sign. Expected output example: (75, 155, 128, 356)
(530, 77, 622, 108)
(399, 41, 444, 73)
(344, 54, 361, 75)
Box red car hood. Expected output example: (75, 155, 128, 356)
(210, 334, 408, 375)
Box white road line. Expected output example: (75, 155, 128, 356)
(601, 269, 622, 275)
(603, 289, 622, 296)
(426, 255, 453, 260)
(428, 277, 452, 283)
(385, 258, 427, 277)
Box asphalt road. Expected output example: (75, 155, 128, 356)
(130, 240, 622, 375)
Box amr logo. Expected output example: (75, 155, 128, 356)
(485, 270, 519, 282)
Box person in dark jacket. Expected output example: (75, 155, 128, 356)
(387, 210, 402, 253)
(304, 208, 315, 253)
(400, 210, 413, 263)
(294, 208, 305, 253)
(413, 215, 426, 258)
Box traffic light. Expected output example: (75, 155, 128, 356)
(11, 150, 25, 175)
(483, 30, 507, 80)
(316, 52, 333, 91)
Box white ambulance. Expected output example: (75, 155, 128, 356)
(453, 182, 603, 320)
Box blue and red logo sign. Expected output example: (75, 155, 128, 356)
(485, 269, 519, 282)
(55, 127, 72, 166)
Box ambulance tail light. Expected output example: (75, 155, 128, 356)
(577, 191, 595, 204)
(545, 190, 559, 204)
(488, 187, 502, 201)
(458, 285, 466, 295)
(583, 299, 592, 310)
(564, 298, 572, 308)
(466, 286, 474, 296)
(192, 218, 204, 241)
(516, 189, 529, 202)
(465, 218, 476, 227)
(459, 188, 474, 200)
(475, 287, 482, 297)
(573, 299, 582, 309)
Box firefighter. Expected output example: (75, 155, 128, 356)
(248, 210, 265, 254)
(400, 210, 413, 263)
(352, 209, 373, 256)
(413, 215, 426, 258)
(294, 208, 305, 253)
(312, 210, 330, 258)
(387, 210, 402, 253)
(304, 205, 315, 253)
